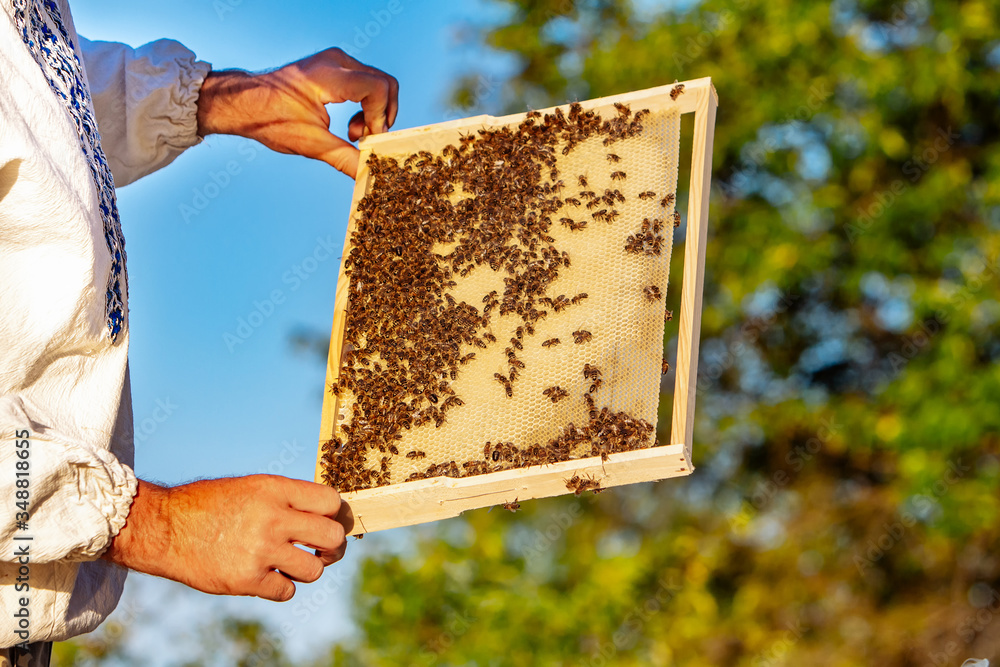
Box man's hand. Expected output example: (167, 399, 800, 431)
(196, 47, 399, 178)
(102, 476, 348, 602)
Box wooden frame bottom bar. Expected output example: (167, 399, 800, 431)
(337, 445, 693, 536)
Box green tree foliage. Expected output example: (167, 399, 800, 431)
(327, 0, 1000, 665)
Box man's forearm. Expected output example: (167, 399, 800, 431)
(196, 69, 256, 138)
(101, 479, 173, 576)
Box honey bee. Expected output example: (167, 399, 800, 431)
(572, 330, 593, 344)
(564, 197, 581, 207)
(670, 83, 685, 100)
(565, 474, 603, 495)
(542, 386, 569, 403)
(511, 338, 524, 351)
(406, 450, 427, 459)
(571, 293, 588, 305)
(661, 359, 670, 374)
(607, 153, 621, 163)
(484, 332, 497, 343)
(665, 309, 674, 322)
(643, 285, 662, 301)
(673, 211, 682, 228)
(578, 175, 589, 187)
(611, 171, 626, 181)
(613, 101, 631, 116)
(502, 498, 521, 512)
(542, 338, 561, 348)
(526, 110, 542, 119)
(589, 379, 603, 393)
(660, 193, 675, 208)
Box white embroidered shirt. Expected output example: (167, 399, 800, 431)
(1, 0, 210, 645)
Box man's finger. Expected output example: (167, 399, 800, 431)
(278, 476, 344, 518)
(257, 570, 296, 602)
(316, 540, 348, 567)
(305, 65, 393, 135)
(274, 546, 326, 584)
(315, 48, 399, 128)
(282, 511, 346, 554)
(281, 124, 360, 178)
(348, 110, 367, 142)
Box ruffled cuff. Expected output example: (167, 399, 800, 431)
(80, 37, 213, 186)
(0, 398, 139, 564)
(65, 445, 139, 561)
(150, 41, 212, 153)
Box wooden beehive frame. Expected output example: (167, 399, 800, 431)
(315, 77, 718, 536)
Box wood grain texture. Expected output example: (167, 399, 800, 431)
(337, 446, 692, 536)
(669, 82, 719, 463)
(315, 78, 717, 535)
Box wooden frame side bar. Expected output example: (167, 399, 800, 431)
(668, 83, 718, 462)
(314, 153, 373, 484)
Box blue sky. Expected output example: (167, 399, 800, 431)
(70, 0, 514, 660)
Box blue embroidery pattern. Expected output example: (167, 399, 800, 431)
(13, 0, 127, 341)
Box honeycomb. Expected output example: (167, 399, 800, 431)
(321, 93, 682, 492)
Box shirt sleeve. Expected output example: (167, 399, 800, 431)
(79, 37, 212, 187)
(0, 398, 137, 565)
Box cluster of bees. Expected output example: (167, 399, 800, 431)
(404, 404, 656, 483)
(321, 86, 684, 493)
